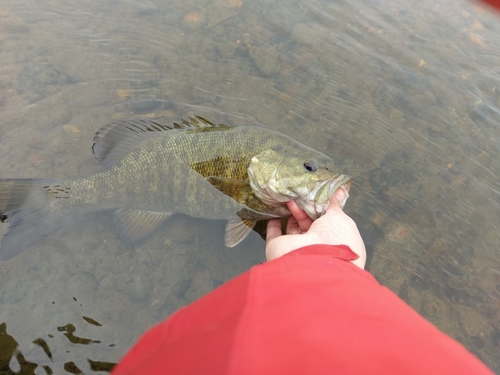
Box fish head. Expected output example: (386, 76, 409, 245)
(248, 148, 353, 220)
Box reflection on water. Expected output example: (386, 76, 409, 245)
(0, 0, 500, 372)
(0, 322, 115, 374)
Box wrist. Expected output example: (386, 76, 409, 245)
(266, 232, 322, 261)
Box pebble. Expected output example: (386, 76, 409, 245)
(182, 11, 206, 32)
(249, 45, 280, 77)
(63, 124, 80, 133)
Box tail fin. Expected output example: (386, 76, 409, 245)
(0, 179, 69, 260)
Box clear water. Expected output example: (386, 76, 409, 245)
(0, 0, 500, 373)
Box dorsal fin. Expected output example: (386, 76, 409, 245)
(177, 116, 234, 133)
(92, 116, 232, 168)
(173, 115, 220, 129)
(92, 118, 174, 168)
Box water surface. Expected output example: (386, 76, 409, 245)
(1, 0, 500, 373)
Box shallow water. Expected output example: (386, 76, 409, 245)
(1, 0, 500, 373)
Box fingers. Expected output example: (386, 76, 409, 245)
(267, 216, 303, 243)
(285, 216, 302, 235)
(326, 187, 347, 213)
(286, 200, 313, 232)
(266, 218, 283, 242)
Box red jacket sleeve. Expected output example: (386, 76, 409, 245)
(480, 0, 500, 10)
(112, 245, 493, 375)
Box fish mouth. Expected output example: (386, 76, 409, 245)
(305, 174, 354, 219)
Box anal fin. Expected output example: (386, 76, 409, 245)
(113, 209, 173, 243)
(225, 219, 256, 247)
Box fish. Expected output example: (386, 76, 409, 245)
(0, 116, 353, 260)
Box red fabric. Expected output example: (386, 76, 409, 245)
(479, 0, 500, 10)
(112, 245, 493, 375)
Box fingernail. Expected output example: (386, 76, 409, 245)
(334, 187, 346, 202)
(340, 186, 349, 208)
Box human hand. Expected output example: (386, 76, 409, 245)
(266, 188, 366, 269)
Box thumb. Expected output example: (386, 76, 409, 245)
(326, 187, 348, 213)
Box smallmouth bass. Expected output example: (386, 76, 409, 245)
(0, 116, 352, 260)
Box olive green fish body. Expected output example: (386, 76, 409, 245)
(0, 116, 352, 260)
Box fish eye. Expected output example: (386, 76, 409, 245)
(303, 160, 318, 172)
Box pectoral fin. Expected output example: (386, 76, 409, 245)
(225, 219, 256, 247)
(113, 208, 173, 242)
